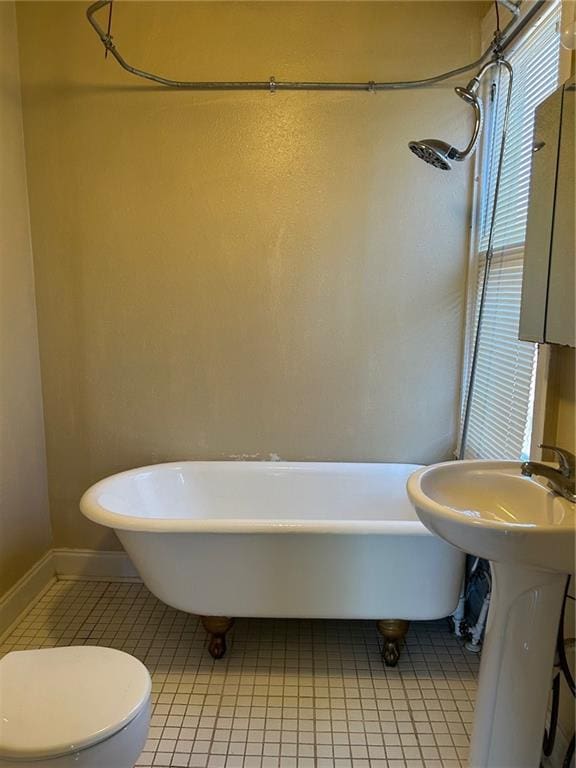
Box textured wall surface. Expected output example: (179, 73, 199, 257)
(544, 343, 575, 744)
(546, 346, 576, 455)
(17, 2, 483, 549)
(0, 2, 52, 595)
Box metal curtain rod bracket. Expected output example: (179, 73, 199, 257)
(86, 0, 547, 93)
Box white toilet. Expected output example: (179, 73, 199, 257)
(0, 646, 151, 768)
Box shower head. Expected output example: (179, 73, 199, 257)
(409, 81, 484, 171)
(408, 139, 455, 170)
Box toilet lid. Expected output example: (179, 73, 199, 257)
(0, 646, 151, 760)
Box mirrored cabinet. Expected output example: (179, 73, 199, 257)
(520, 77, 575, 347)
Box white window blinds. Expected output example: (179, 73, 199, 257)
(462, 3, 561, 461)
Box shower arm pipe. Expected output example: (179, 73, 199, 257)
(463, 97, 483, 158)
(452, 56, 512, 161)
(451, 93, 483, 161)
(458, 58, 514, 460)
(86, 0, 539, 92)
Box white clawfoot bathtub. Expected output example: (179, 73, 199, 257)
(80, 462, 464, 662)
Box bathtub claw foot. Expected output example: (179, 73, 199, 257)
(208, 634, 227, 659)
(382, 640, 400, 667)
(377, 619, 410, 667)
(200, 616, 235, 659)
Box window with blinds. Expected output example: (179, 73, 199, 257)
(461, 2, 562, 461)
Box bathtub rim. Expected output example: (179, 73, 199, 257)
(80, 460, 434, 536)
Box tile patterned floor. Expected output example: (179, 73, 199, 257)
(0, 580, 479, 767)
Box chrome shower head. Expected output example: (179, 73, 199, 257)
(408, 139, 455, 170)
(409, 81, 484, 171)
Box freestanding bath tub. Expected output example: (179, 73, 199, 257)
(80, 462, 464, 664)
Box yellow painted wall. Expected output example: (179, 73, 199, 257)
(16, 1, 484, 550)
(544, 343, 575, 745)
(0, 2, 52, 595)
(546, 347, 576, 454)
(540, 26, 575, 750)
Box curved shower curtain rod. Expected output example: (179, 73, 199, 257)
(86, 0, 544, 92)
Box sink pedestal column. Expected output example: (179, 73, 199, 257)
(469, 562, 566, 768)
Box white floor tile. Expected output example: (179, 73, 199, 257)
(0, 580, 479, 767)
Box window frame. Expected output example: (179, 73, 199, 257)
(459, 0, 570, 462)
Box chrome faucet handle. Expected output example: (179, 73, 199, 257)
(538, 445, 576, 477)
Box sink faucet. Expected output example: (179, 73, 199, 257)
(521, 445, 576, 502)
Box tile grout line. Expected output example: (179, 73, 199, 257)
(0, 580, 479, 768)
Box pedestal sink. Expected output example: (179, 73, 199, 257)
(407, 460, 574, 768)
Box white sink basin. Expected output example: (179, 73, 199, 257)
(407, 460, 575, 768)
(407, 460, 574, 573)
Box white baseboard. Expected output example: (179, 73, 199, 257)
(0, 551, 56, 639)
(53, 548, 141, 582)
(0, 549, 141, 641)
